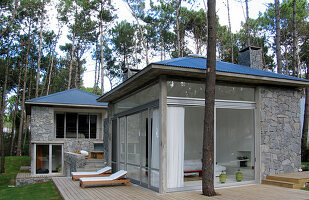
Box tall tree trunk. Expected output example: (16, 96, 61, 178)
(275, 0, 282, 74)
(93, 41, 98, 94)
(74, 46, 79, 89)
(202, 0, 216, 196)
(284, 44, 289, 75)
(245, 0, 250, 47)
(126, 2, 149, 65)
(10, 64, 22, 156)
(0, 54, 9, 173)
(28, 68, 32, 100)
(16, 27, 31, 156)
(176, 0, 182, 57)
(46, 30, 61, 95)
(67, 35, 75, 90)
(0, 0, 19, 39)
(35, 0, 45, 98)
(100, 1, 105, 95)
(226, 0, 233, 63)
(292, 0, 297, 76)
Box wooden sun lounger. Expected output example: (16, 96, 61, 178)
(71, 166, 112, 181)
(79, 170, 130, 189)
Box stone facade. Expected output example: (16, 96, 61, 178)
(260, 87, 302, 179)
(31, 106, 55, 141)
(30, 106, 106, 176)
(64, 152, 86, 177)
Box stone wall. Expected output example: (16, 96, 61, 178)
(260, 87, 302, 179)
(31, 106, 54, 141)
(30, 106, 105, 175)
(64, 152, 86, 177)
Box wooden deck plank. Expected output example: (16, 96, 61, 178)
(52, 177, 309, 200)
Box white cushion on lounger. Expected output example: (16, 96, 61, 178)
(71, 166, 111, 176)
(79, 170, 127, 182)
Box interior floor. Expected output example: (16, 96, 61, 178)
(184, 166, 255, 187)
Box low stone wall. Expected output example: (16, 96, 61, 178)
(64, 152, 86, 177)
(16, 176, 52, 186)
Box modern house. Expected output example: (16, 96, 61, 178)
(25, 88, 108, 176)
(97, 47, 309, 193)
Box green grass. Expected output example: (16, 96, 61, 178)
(302, 162, 309, 165)
(0, 181, 62, 200)
(0, 156, 62, 200)
(0, 156, 30, 188)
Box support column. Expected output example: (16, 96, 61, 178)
(106, 103, 114, 167)
(255, 87, 261, 183)
(159, 75, 167, 193)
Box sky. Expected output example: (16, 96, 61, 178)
(49, 0, 274, 91)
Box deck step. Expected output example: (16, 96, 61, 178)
(262, 179, 303, 189)
(265, 175, 301, 184)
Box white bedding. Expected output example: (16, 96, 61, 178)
(184, 160, 226, 176)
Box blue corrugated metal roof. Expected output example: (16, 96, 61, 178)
(154, 57, 309, 82)
(26, 88, 108, 107)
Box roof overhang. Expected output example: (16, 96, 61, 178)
(25, 102, 107, 115)
(98, 64, 309, 102)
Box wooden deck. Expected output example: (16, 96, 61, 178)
(52, 177, 309, 200)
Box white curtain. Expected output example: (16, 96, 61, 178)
(151, 108, 160, 187)
(167, 106, 184, 188)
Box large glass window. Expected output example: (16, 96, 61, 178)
(114, 108, 160, 190)
(55, 112, 98, 139)
(56, 114, 64, 138)
(114, 83, 159, 114)
(165, 105, 255, 190)
(216, 108, 255, 185)
(167, 81, 255, 101)
(127, 113, 140, 166)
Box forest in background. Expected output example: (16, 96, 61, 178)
(0, 0, 308, 171)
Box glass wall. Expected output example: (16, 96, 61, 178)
(215, 108, 255, 186)
(113, 108, 160, 190)
(114, 83, 159, 114)
(166, 105, 256, 190)
(167, 81, 255, 101)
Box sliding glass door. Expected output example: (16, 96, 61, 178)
(114, 107, 160, 191)
(35, 144, 63, 174)
(215, 108, 255, 186)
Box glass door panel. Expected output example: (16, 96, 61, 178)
(36, 145, 49, 174)
(119, 117, 126, 163)
(52, 145, 62, 173)
(215, 108, 255, 185)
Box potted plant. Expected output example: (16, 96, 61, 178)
(219, 170, 226, 183)
(236, 169, 243, 182)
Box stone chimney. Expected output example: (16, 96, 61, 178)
(239, 46, 263, 70)
(122, 68, 141, 81)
